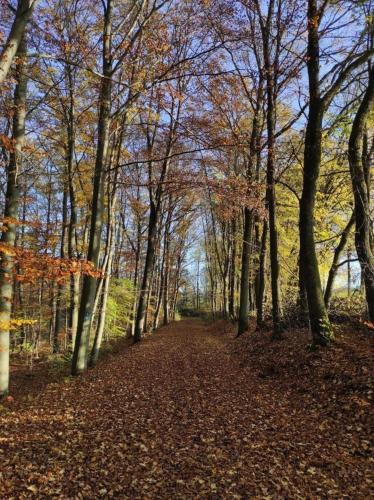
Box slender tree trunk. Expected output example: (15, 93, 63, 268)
(53, 187, 68, 353)
(324, 212, 355, 308)
(66, 76, 80, 348)
(0, 0, 36, 84)
(171, 253, 182, 320)
(154, 211, 171, 329)
(348, 64, 374, 321)
(163, 224, 170, 326)
(228, 218, 237, 320)
(134, 144, 172, 340)
(69, 273, 80, 347)
(238, 207, 253, 336)
(256, 219, 268, 328)
(15, 188, 26, 348)
(134, 202, 157, 341)
(153, 256, 164, 330)
(130, 216, 141, 336)
(261, 0, 282, 338)
(144, 273, 154, 330)
(0, 39, 27, 396)
(72, 1, 112, 375)
(89, 191, 118, 343)
(264, 73, 282, 338)
(237, 70, 263, 336)
(89, 221, 116, 367)
(299, 0, 332, 345)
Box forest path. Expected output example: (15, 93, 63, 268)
(0, 319, 371, 498)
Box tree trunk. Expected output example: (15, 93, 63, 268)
(237, 109, 262, 336)
(299, 0, 332, 345)
(130, 214, 141, 336)
(256, 219, 268, 328)
(228, 218, 237, 320)
(66, 70, 80, 348)
(134, 201, 157, 341)
(89, 220, 116, 367)
(237, 69, 263, 336)
(171, 253, 182, 320)
(0, 0, 36, 84)
(53, 187, 68, 353)
(238, 207, 253, 336)
(262, 0, 282, 339)
(163, 222, 171, 326)
(265, 122, 282, 338)
(324, 212, 355, 308)
(69, 273, 80, 348)
(143, 252, 157, 333)
(348, 64, 374, 321)
(153, 257, 164, 330)
(72, 1, 112, 375)
(0, 39, 27, 396)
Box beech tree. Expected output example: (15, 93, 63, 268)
(71, 0, 114, 375)
(0, 0, 37, 84)
(300, 0, 373, 345)
(0, 38, 27, 397)
(348, 64, 374, 321)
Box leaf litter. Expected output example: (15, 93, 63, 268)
(0, 318, 372, 498)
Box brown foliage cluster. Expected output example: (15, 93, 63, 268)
(0, 243, 101, 284)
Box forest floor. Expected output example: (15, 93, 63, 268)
(0, 319, 373, 499)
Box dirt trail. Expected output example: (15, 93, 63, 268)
(0, 319, 372, 498)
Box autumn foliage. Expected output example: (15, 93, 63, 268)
(0, 0, 373, 497)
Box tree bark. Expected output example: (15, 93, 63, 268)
(171, 252, 182, 320)
(72, 1, 112, 375)
(256, 219, 268, 328)
(0, 39, 27, 396)
(228, 218, 237, 320)
(134, 200, 157, 341)
(66, 67, 80, 348)
(89, 219, 116, 367)
(53, 186, 68, 353)
(130, 210, 142, 336)
(324, 212, 355, 308)
(264, 68, 281, 337)
(348, 64, 374, 321)
(153, 255, 164, 330)
(0, 0, 36, 84)
(237, 101, 262, 336)
(163, 217, 171, 326)
(260, 0, 282, 339)
(238, 207, 253, 336)
(299, 0, 332, 345)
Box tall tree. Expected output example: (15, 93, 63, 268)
(0, 0, 37, 83)
(72, 0, 113, 375)
(254, 0, 284, 338)
(348, 65, 374, 321)
(0, 38, 27, 396)
(299, 0, 373, 345)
